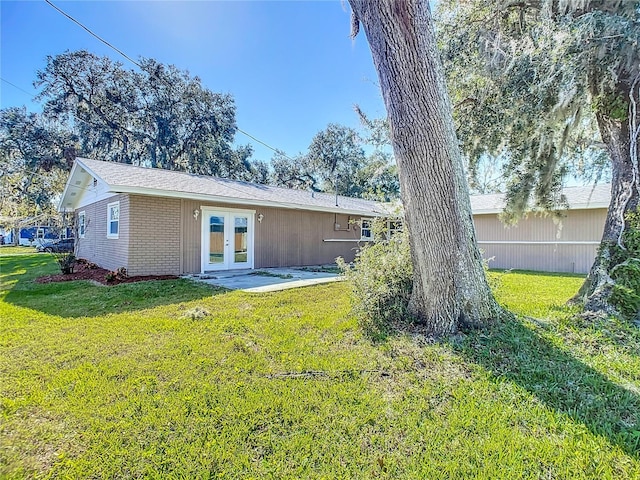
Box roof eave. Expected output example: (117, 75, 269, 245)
(471, 202, 609, 215)
(57, 160, 82, 212)
(109, 184, 387, 217)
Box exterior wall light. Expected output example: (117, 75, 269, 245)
(257, 213, 264, 223)
(193, 209, 200, 220)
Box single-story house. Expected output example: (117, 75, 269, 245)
(58, 158, 388, 276)
(58, 158, 610, 276)
(470, 184, 610, 274)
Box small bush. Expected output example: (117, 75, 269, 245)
(610, 208, 640, 321)
(182, 306, 211, 320)
(53, 252, 76, 274)
(105, 267, 128, 283)
(337, 219, 413, 337)
(77, 258, 100, 269)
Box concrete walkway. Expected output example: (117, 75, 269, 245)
(185, 267, 342, 292)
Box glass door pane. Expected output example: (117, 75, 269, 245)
(234, 216, 248, 263)
(209, 215, 225, 264)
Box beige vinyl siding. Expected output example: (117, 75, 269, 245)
(127, 195, 181, 276)
(253, 208, 362, 268)
(474, 209, 607, 273)
(75, 193, 607, 276)
(75, 194, 129, 272)
(180, 200, 364, 273)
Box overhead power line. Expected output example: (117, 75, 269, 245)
(236, 128, 289, 157)
(1, 77, 38, 100)
(44, 0, 143, 71)
(43, 0, 295, 162)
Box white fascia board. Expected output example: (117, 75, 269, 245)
(57, 161, 83, 212)
(108, 185, 387, 217)
(471, 209, 503, 215)
(58, 158, 109, 212)
(567, 202, 610, 210)
(74, 158, 102, 180)
(471, 203, 609, 215)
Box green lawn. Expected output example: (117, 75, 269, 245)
(0, 245, 38, 256)
(1, 255, 639, 478)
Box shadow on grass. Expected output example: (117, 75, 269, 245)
(1, 253, 225, 318)
(450, 318, 640, 457)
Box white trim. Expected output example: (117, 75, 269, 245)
(78, 211, 86, 238)
(478, 240, 600, 245)
(200, 206, 256, 215)
(360, 218, 374, 241)
(108, 185, 386, 217)
(323, 239, 365, 242)
(473, 204, 609, 215)
(107, 201, 119, 239)
(201, 207, 255, 273)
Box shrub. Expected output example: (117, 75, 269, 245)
(77, 258, 100, 269)
(53, 252, 76, 274)
(337, 218, 413, 337)
(181, 306, 211, 320)
(610, 208, 640, 321)
(105, 267, 128, 283)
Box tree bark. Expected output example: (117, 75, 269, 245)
(348, 0, 504, 334)
(574, 101, 640, 314)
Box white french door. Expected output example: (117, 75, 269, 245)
(201, 207, 255, 272)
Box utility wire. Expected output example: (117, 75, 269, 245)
(1, 77, 38, 100)
(236, 128, 289, 158)
(44, 0, 296, 162)
(44, 0, 143, 71)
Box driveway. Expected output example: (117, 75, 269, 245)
(186, 267, 342, 292)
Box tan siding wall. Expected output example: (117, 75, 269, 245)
(474, 209, 607, 273)
(480, 243, 599, 274)
(254, 207, 363, 268)
(75, 194, 605, 276)
(127, 195, 181, 276)
(180, 200, 365, 273)
(75, 194, 129, 271)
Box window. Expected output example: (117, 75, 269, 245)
(387, 220, 403, 238)
(360, 218, 373, 241)
(107, 201, 119, 238)
(36, 228, 45, 239)
(78, 211, 86, 238)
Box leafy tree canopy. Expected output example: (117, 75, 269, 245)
(270, 123, 400, 201)
(0, 107, 77, 218)
(35, 50, 254, 178)
(436, 0, 640, 317)
(436, 0, 637, 222)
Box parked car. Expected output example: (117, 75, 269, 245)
(37, 238, 75, 253)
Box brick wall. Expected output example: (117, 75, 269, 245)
(75, 194, 129, 272)
(127, 195, 181, 276)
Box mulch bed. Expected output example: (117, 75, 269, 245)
(36, 260, 178, 286)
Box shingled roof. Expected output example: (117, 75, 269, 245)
(60, 158, 612, 216)
(59, 158, 389, 216)
(469, 183, 611, 214)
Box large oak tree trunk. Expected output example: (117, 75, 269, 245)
(348, 0, 504, 334)
(574, 103, 640, 315)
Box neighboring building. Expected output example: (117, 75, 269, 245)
(18, 225, 73, 246)
(0, 225, 14, 245)
(470, 184, 610, 274)
(58, 158, 388, 276)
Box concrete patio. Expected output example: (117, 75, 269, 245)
(185, 266, 342, 293)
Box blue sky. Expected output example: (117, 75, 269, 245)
(1, 0, 386, 162)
